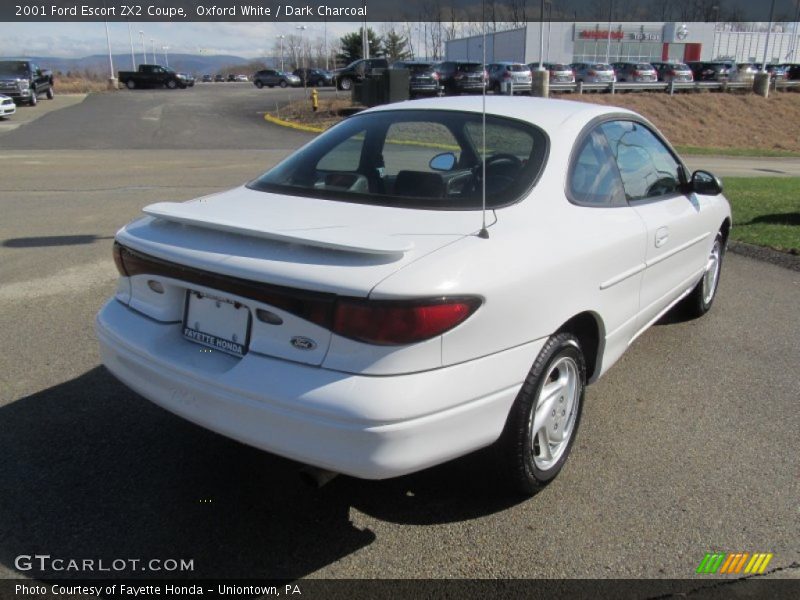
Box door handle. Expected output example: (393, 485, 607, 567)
(655, 227, 669, 248)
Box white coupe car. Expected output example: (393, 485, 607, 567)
(0, 94, 16, 118)
(96, 97, 730, 494)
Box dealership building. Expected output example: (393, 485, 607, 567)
(445, 22, 800, 65)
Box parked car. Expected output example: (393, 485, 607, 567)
(734, 63, 757, 82)
(234, 74, 249, 82)
(754, 64, 787, 80)
(179, 73, 196, 87)
(612, 62, 658, 83)
(0, 59, 54, 105)
(0, 94, 16, 118)
(436, 61, 487, 95)
(333, 58, 389, 91)
(213, 74, 225, 82)
(391, 61, 442, 97)
(201, 74, 212, 83)
(118, 64, 189, 89)
(650, 61, 694, 83)
(687, 61, 736, 81)
(253, 69, 301, 89)
(572, 62, 616, 83)
(96, 96, 731, 495)
(780, 63, 800, 80)
(487, 62, 532, 94)
(227, 74, 236, 82)
(536, 63, 575, 84)
(292, 68, 334, 87)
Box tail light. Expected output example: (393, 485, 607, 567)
(633, 70, 640, 76)
(588, 69, 596, 76)
(432, 71, 439, 80)
(454, 72, 464, 80)
(113, 242, 127, 275)
(333, 297, 481, 346)
(502, 71, 512, 80)
(668, 69, 676, 76)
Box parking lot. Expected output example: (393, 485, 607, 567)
(0, 84, 798, 582)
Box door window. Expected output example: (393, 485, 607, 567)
(568, 129, 626, 207)
(600, 121, 682, 201)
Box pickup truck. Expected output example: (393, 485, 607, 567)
(0, 60, 54, 106)
(118, 64, 189, 90)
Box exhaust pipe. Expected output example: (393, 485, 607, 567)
(299, 465, 339, 488)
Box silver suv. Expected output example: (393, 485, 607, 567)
(572, 62, 616, 83)
(487, 62, 532, 94)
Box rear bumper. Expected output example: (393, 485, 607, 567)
(96, 299, 537, 479)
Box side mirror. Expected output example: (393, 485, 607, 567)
(691, 170, 723, 195)
(429, 152, 456, 172)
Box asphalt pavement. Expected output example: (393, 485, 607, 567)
(0, 85, 797, 583)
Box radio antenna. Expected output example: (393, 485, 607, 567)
(478, 0, 489, 239)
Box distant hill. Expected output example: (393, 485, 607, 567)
(0, 53, 279, 76)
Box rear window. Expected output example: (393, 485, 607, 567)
(550, 64, 570, 70)
(407, 63, 434, 73)
(508, 64, 529, 72)
(456, 63, 482, 72)
(592, 64, 612, 70)
(636, 63, 654, 70)
(249, 110, 548, 210)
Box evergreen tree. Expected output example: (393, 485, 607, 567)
(383, 29, 412, 62)
(337, 28, 383, 64)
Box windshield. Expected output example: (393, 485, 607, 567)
(248, 109, 548, 210)
(0, 61, 30, 77)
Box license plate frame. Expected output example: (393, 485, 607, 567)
(182, 290, 251, 358)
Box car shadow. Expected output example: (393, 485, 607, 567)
(743, 212, 800, 226)
(0, 367, 525, 580)
(3, 234, 114, 248)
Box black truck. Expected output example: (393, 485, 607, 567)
(118, 64, 189, 90)
(0, 60, 54, 106)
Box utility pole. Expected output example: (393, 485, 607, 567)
(139, 30, 146, 65)
(278, 35, 285, 71)
(127, 20, 136, 69)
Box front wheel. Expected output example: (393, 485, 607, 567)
(46, 86, 54, 99)
(255, 80, 264, 89)
(338, 77, 353, 91)
(126, 79, 136, 90)
(279, 80, 288, 88)
(166, 79, 178, 89)
(498, 333, 586, 496)
(682, 232, 725, 318)
(29, 90, 37, 106)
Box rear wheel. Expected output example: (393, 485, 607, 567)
(498, 333, 586, 496)
(339, 77, 353, 91)
(126, 79, 136, 90)
(682, 232, 725, 318)
(255, 80, 264, 89)
(29, 90, 37, 106)
(279, 80, 288, 88)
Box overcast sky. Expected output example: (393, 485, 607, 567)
(0, 22, 362, 58)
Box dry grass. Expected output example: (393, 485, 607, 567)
(54, 76, 110, 94)
(568, 91, 800, 153)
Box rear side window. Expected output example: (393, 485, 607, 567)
(568, 129, 626, 207)
(601, 121, 682, 201)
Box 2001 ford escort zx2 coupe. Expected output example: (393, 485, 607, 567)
(96, 97, 730, 494)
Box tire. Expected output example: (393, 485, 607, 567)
(498, 333, 586, 496)
(126, 79, 136, 90)
(166, 79, 178, 89)
(46, 86, 54, 100)
(255, 80, 264, 89)
(29, 90, 37, 106)
(279, 80, 288, 88)
(339, 77, 353, 91)
(682, 232, 725, 318)
(316, 79, 324, 87)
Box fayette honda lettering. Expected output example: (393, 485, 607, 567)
(15, 554, 194, 572)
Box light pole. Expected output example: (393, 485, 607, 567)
(606, 0, 614, 63)
(296, 25, 308, 94)
(162, 45, 169, 67)
(139, 30, 146, 65)
(546, 1, 552, 62)
(538, 0, 545, 70)
(324, 18, 328, 70)
(103, 13, 115, 88)
(761, 0, 777, 70)
(278, 35, 285, 71)
(151, 39, 156, 64)
(127, 20, 136, 69)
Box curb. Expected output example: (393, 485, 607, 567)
(264, 113, 324, 133)
(728, 241, 800, 272)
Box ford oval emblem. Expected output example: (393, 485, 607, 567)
(291, 336, 317, 351)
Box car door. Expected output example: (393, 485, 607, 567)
(600, 120, 714, 331)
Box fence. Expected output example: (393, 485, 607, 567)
(548, 79, 800, 94)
